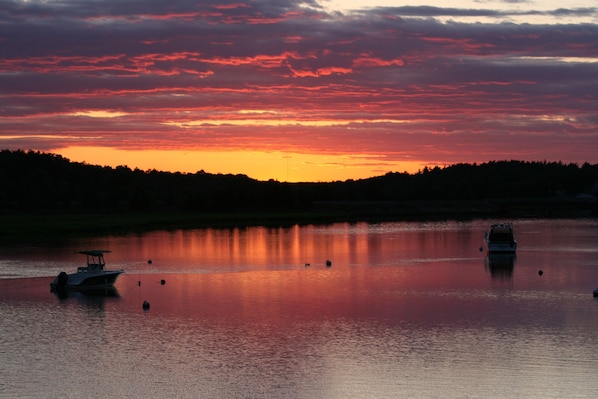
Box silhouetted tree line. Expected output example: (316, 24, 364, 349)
(1, 149, 598, 215)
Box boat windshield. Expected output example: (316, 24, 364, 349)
(488, 226, 514, 242)
(489, 231, 512, 242)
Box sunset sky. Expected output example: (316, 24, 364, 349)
(1, 0, 597, 182)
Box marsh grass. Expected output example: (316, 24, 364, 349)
(0, 210, 346, 242)
(1, 197, 594, 243)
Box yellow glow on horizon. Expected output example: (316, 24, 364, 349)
(55, 146, 424, 182)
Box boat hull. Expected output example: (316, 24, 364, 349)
(484, 240, 517, 254)
(67, 270, 123, 289)
(51, 270, 124, 291)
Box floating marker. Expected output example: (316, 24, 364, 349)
(160, 279, 166, 285)
(142, 300, 150, 310)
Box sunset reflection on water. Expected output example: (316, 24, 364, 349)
(99, 221, 483, 276)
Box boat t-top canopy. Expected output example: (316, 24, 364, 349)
(77, 250, 111, 268)
(78, 250, 111, 256)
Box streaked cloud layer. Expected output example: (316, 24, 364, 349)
(1, 0, 597, 181)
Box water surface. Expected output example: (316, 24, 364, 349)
(1, 219, 598, 398)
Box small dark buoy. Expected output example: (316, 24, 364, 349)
(305, 263, 310, 267)
(538, 270, 543, 276)
(160, 279, 166, 285)
(148, 259, 152, 264)
(142, 300, 150, 310)
(138, 280, 141, 286)
(479, 246, 484, 252)
(326, 260, 332, 267)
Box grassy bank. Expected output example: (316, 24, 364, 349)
(1, 197, 596, 243)
(0, 210, 347, 243)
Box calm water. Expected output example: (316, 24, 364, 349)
(1, 219, 598, 398)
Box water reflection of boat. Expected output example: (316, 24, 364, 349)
(52, 286, 120, 301)
(483, 223, 517, 253)
(50, 250, 124, 293)
(485, 254, 516, 279)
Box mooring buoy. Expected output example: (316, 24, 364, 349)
(142, 300, 150, 310)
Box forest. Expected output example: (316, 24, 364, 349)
(1, 150, 598, 221)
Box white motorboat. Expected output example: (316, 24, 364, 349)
(483, 223, 517, 253)
(50, 250, 124, 292)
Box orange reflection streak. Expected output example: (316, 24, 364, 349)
(112, 223, 483, 276)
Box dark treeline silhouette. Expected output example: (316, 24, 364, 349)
(1, 149, 598, 218)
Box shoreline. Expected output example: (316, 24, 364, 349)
(1, 197, 596, 243)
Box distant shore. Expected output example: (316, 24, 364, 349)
(2, 196, 596, 244)
(3, 153, 597, 242)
